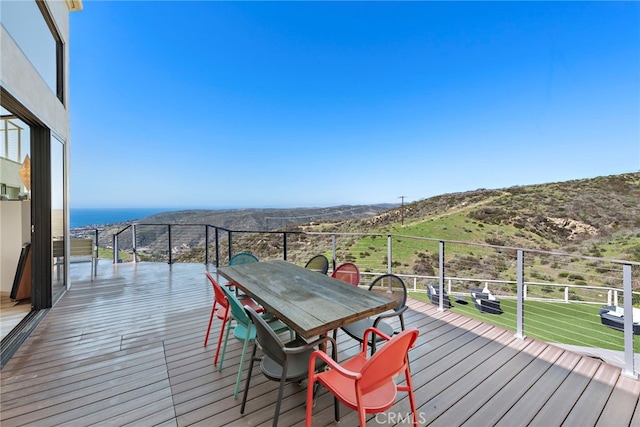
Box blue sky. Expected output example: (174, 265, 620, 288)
(69, 1, 639, 209)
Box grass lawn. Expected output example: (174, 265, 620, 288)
(410, 293, 640, 354)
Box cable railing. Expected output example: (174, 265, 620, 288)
(110, 222, 639, 378)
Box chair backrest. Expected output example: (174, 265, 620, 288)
(245, 306, 286, 366)
(229, 252, 259, 265)
(369, 274, 407, 312)
(304, 254, 329, 274)
(359, 328, 419, 394)
(206, 272, 229, 311)
(331, 262, 360, 286)
(220, 284, 250, 327)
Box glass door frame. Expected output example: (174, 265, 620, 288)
(1, 88, 64, 310)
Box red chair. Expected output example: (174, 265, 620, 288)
(306, 327, 419, 427)
(331, 262, 360, 286)
(203, 272, 263, 365)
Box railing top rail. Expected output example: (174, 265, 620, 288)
(110, 222, 640, 267)
(111, 222, 305, 236)
(113, 224, 132, 237)
(312, 231, 640, 267)
(383, 233, 640, 266)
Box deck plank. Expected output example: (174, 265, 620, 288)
(431, 339, 547, 426)
(495, 350, 583, 426)
(591, 367, 639, 427)
(528, 355, 601, 426)
(0, 262, 638, 427)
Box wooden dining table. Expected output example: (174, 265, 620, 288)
(216, 259, 396, 340)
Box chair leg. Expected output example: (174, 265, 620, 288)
(233, 326, 253, 398)
(370, 336, 377, 356)
(272, 362, 288, 427)
(218, 319, 233, 371)
(204, 300, 218, 347)
(305, 376, 315, 427)
(213, 315, 228, 366)
(240, 344, 259, 414)
(358, 407, 367, 427)
(402, 366, 418, 426)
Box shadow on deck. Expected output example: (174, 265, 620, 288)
(1, 262, 639, 426)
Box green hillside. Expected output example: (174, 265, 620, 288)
(230, 173, 639, 303)
(293, 172, 640, 262)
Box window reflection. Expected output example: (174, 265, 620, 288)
(0, 106, 31, 200)
(0, 105, 31, 304)
(0, 1, 60, 100)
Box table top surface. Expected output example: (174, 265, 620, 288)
(216, 260, 396, 339)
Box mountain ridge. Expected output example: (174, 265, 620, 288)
(74, 172, 640, 265)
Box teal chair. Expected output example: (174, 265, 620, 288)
(228, 252, 259, 298)
(219, 284, 292, 397)
(229, 252, 259, 265)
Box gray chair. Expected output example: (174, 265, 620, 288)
(241, 306, 336, 427)
(339, 274, 407, 354)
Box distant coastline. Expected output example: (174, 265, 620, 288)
(70, 208, 170, 228)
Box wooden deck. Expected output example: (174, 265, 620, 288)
(1, 262, 638, 426)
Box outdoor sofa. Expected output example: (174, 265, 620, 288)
(599, 305, 640, 335)
(427, 284, 452, 308)
(470, 287, 503, 315)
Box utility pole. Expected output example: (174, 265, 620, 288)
(398, 196, 406, 225)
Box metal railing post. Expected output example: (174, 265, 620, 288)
(387, 235, 392, 274)
(438, 241, 445, 311)
(167, 224, 172, 265)
(515, 250, 525, 339)
(132, 224, 137, 263)
(228, 231, 233, 261)
(332, 234, 337, 271)
(215, 227, 220, 268)
(113, 233, 118, 264)
(283, 232, 288, 261)
(205, 226, 209, 265)
(622, 264, 637, 379)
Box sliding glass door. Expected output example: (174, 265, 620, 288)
(51, 135, 66, 300)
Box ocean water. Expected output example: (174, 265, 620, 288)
(70, 208, 170, 228)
